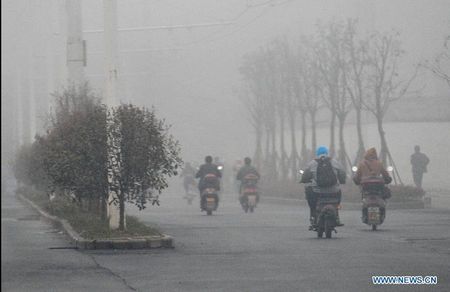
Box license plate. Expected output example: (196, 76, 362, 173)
(206, 198, 215, 203)
(368, 207, 380, 222)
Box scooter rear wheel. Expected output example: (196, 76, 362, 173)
(207, 210, 212, 216)
(325, 220, 332, 238)
(317, 229, 324, 238)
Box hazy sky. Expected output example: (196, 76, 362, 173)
(2, 0, 450, 166)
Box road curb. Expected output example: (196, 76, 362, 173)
(17, 194, 174, 250)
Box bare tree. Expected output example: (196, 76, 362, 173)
(364, 30, 418, 181)
(344, 19, 369, 163)
(239, 54, 266, 170)
(315, 21, 344, 158)
(420, 35, 450, 90)
(279, 39, 301, 179)
(299, 43, 323, 160)
(315, 21, 352, 169)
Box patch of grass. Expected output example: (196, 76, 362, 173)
(17, 187, 161, 239)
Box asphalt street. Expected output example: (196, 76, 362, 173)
(2, 185, 450, 292)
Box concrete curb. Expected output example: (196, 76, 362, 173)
(17, 194, 174, 250)
(262, 196, 425, 210)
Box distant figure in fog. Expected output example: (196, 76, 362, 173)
(410, 145, 430, 189)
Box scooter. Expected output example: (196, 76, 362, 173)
(299, 169, 341, 238)
(240, 173, 259, 213)
(352, 166, 392, 231)
(183, 176, 197, 205)
(314, 192, 341, 238)
(200, 172, 221, 215)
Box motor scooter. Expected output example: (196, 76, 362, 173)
(240, 173, 259, 213)
(352, 166, 392, 231)
(299, 169, 341, 238)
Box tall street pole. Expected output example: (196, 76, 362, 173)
(104, 0, 121, 230)
(66, 0, 85, 85)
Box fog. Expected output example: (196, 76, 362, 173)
(2, 0, 450, 190)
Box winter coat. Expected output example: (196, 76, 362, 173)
(300, 156, 346, 194)
(195, 163, 222, 180)
(236, 165, 260, 181)
(353, 148, 392, 185)
(410, 152, 429, 174)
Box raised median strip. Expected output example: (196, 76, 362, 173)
(17, 194, 174, 250)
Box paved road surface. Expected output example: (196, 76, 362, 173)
(2, 186, 450, 291)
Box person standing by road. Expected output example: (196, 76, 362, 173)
(410, 145, 430, 189)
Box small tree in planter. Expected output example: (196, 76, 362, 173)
(108, 104, 182, 231)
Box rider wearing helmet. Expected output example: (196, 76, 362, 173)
(300, 146, 346, 228)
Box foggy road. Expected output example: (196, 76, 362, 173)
(3, 187, 450, 292)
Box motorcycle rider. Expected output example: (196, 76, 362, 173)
(196, 156, 222, 209)
(180, 162, 196, 197)
(353, 147, 392, 222)
(236, 157, 261, 205)
(300, 146, 346, 229)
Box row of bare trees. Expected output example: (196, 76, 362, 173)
(240, 19, 418, 184)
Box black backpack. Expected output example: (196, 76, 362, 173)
(315, 157, 337, 187)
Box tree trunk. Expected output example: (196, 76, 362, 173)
(254, 127, 263, 170)
(270, 125, 278, 181)
(288, 111, 298, 179)
(329, 107, 336, 157)
(355, 106, 365, 163)
(377, 116, 388, 166)
(279, 111, 288, 181)
(264, 128, 270, 164)
(338, 115, 348, 172)
(119, 193, 126, 231)
(300, 111, 308, 167)
(310, 110, 317, 158)
(100, 195, 107, 220)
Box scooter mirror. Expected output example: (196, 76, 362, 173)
(351, 166, 358, 172)
(387, 166, 394, 172)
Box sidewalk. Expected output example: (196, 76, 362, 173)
(1, 189, 132, 292)
(17, 193, 173, 250)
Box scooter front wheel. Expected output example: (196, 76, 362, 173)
(372, 224, 377, 231)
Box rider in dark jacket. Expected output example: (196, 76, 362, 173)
(236, 157, 260, 181)
(196, 155, 222, 192)
(196, 156, 222, 210)
(300, 146, 346, 228)
(236, 157, 260, 205)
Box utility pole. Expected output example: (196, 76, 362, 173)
(104, 0, 121, 230)
(66, 0, 85, 84)
(104, 0, 118, 106)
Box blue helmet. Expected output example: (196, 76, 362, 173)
(316, 146, 329, 157)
